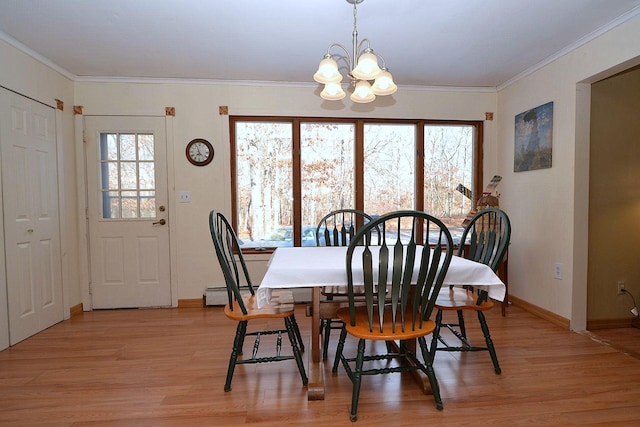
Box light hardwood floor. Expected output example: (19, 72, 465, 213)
(1, 304, 640, 426)
(587, 326, 640, 358)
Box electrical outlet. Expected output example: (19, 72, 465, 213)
(617, 281, 626, 295)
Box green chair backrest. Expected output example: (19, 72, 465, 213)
(316, 208, 374, 247)
(458, 208, 511, 273)
(346, 210, 454, 333)
(209, 210, 254, 314)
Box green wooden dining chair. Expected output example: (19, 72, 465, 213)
(209, 210, 307, 391)
(315, 208, 375, 361)
(430, 207, 511, 374)
(332, 210, 454, 421)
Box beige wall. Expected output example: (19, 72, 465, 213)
(496, 15, 640, 329)
(589, 65, 640, 321)
(3, 12, 640, 327)
(74, 82, 497, 303)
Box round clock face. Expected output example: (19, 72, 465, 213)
(186, 138, 214, 166)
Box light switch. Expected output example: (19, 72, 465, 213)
(179, 191, 192, 203)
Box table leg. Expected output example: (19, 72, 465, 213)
(307, 287, 325, 400)
(385, 339, 433, 395)
(396, 286, 433, 395)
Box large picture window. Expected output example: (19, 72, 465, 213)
(230, 117, 482, 251)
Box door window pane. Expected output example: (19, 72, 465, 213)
(140, 191, 156, 218)
(301, 122, 355, 236)
(235, 122, 293, 248)
(120, 162, 137, 189)
(121, 191, 138, 218)
(138, 134, 154, 160)
(103, 191, 120, 219)
(119, 134, 136, 160)
(139, 162, 155, 189)
(105, 134, 118, 160)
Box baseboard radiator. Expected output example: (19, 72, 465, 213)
(205, 287, 312, 306)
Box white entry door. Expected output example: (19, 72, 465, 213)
(84, 116, 171, 309)
(0, 88, 63, 345)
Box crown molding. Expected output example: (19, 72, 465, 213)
(0, 30, 75, 81)
(498, 5, 640, 91)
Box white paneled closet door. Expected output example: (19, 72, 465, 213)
(0, 88, 63, 346)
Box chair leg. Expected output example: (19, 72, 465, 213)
(285, 316, 308, 385)
(332, 325, 348, 374)
(419, 336, 443, 410)
(322, 320, 332, 361)
(225, 320, 247, 392)
(430, 309, 443, 362)
(290, 313, 305, 353)
(457, 309, 467, 338)
(477, 311, 501, 374)
(350, 339, 366, 422)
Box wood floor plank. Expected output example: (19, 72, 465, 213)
(0, 305, 639, 426)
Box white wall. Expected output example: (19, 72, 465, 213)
(496, 15, 640, 329)
(75, 82, 497, 301)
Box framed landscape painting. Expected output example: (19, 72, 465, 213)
(514, 101, 553, 172)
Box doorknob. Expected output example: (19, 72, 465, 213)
(152, 219, 166, 225)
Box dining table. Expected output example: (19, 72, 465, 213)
(257, 245, 505, 401)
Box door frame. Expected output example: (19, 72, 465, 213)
(75, 111, 178, 310)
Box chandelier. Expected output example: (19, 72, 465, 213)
(313, 0, 397, 103)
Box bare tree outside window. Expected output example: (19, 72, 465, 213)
(235, 122, 293, 248)
(363, 124, 416, 216)
(230, 118, 480, 250)
(301, 122, 355, 229)
(424, 125, 473, 227)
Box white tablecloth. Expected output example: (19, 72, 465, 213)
(257, 246, 505, 308)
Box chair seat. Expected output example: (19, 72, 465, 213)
(435, 287, 494, 311)
(336, 306, 436, 341)
(224, 290, 296, 321)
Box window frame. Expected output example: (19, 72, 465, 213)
(229, 116, 483, 253)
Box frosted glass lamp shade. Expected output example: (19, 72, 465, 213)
(350, 80, 376, 103)
(351, 51, 382, 80)
(320, 82, 346, 101)
(371, 70, 397, 96)
(314, 57, 343, 84)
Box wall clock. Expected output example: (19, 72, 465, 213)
(186, 138, 214, 166)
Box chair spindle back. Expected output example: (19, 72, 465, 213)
(209, 210, 254, 314)
(316, 208, 373, 247)
(459, 208, 511, 272)
(346, 210, 454, 334)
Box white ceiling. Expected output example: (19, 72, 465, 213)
(1, 0, 640, 89)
